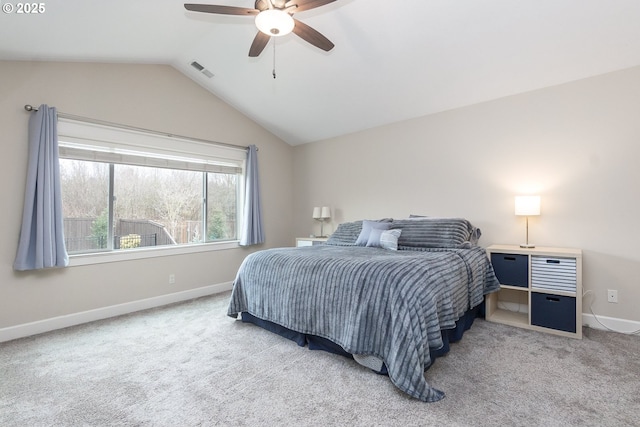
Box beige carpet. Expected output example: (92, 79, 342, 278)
(1, 291, 639, 426)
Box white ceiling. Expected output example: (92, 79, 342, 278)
(2, 0, 640, 145)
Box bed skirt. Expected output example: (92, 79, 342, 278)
(240, 302, 484, 375)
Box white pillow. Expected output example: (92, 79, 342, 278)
(367, 229, 402, 250)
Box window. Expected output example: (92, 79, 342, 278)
(58, 118, 245, 255)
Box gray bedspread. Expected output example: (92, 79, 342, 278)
(227, 245, 500, 402)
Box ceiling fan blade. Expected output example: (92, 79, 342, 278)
(285, 0, 336, 13)
(184, 4, 259, 16)
(249, 31, 271, 57)
(292, 19, 334, 52)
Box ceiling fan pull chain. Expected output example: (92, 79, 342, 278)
(272, 38, 277, 79)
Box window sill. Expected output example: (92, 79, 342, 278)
(68, 240, 240, 267)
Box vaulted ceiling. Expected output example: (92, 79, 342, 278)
(2, 0, 640, 145)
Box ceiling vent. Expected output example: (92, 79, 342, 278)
(190, 61, 214, 78)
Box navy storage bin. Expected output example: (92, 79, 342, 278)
(531, 292, 576, 333)
(491, 253, 528, 288)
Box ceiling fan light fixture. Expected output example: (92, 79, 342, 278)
(255, 9, 294, 36)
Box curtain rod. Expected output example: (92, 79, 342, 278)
(24, 104, 252, 152)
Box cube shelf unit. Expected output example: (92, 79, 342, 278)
(486, 244, 583, 339)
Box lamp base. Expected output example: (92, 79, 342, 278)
(520, 243, 536, 248)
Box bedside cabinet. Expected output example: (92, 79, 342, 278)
(295, 237, 328, 247)
(486, 244, 582, 339)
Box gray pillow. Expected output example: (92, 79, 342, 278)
(355, 220, 391, 246)
(325, 220, 363, 246)
(391, 217, 480, 249)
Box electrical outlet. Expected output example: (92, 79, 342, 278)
(607, 289, 618, 303)
(169, 274, 176, 284)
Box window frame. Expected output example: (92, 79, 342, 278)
(57, 118, 246, 265)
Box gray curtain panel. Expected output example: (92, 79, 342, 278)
(14, 104, 69, 270)
(239, 144, 265, 246)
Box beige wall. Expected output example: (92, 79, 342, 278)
(2, 60, 638, 332)
(0, 61, 293, 329)
(293, 66, 640, 323)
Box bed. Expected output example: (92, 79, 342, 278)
(227, 217, 500, 402)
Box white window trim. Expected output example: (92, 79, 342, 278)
(68, 240, 240, 267)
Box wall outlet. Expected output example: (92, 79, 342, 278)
(607, 289, 618, 303)
(169, 274, 176, 284)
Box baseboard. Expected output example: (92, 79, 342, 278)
(0, 282, 233, 343)
(583, 313, 640, 334)
(4, 287, 634, 343)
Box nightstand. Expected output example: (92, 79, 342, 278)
(486, 244, 583, 339)
(295, 237, 328, 247)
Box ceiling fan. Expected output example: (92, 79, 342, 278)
(184, 0, 336, 57)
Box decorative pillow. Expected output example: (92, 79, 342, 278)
(355, 220, 391, 246)
(367, 229, 402, 250)
(390, 217, 480, 249)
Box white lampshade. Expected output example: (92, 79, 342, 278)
(312, 207, 321, 219)
(515, 196, 541, 216)
(255, 10, 295, 37)
(321, 206, 331, 219)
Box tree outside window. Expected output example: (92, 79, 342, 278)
(60, 159, 239, 254)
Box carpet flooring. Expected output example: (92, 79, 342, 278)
(1, 291, 639, 426)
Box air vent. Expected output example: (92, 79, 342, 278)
(190, 60, 214, 78)
(190, 61, 204, 71)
